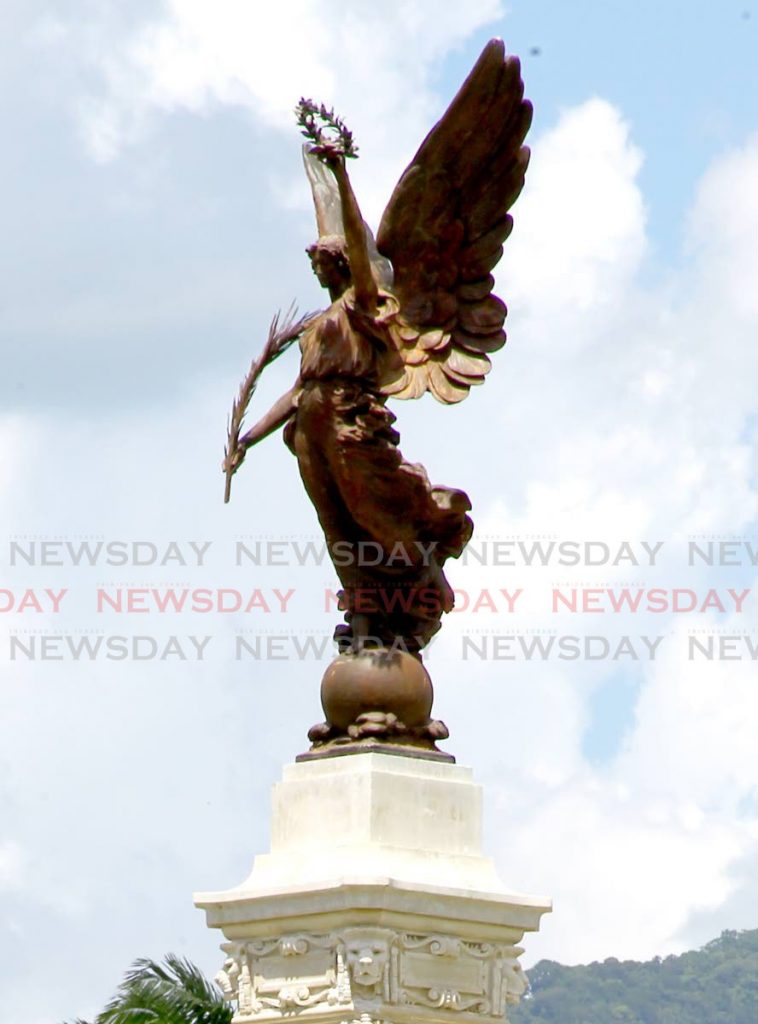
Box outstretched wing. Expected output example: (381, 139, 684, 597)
(376, 39, 532, 404)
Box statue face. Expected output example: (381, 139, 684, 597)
(344, 932, 389, 987)
(307, 243, 351, 295)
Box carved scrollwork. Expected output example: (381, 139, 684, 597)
(263, 984, 341, 1011)
(461, 942, 496, 959)
(278, 936, 309, 957)
(247, 939, 280, 958)
(400, 934, 461, 958)
(215, 927, 529, 1022)
(402, 987, 491, 1014)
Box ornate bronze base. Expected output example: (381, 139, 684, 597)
(302, 648, 453, 762)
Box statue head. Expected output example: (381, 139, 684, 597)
(306, 235, 351, 298)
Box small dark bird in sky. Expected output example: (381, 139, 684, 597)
(529, 46, 542, 56)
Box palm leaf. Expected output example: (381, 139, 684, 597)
(94, 954, 232, 1024)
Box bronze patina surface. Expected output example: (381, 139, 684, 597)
(224, 39, 531, 756)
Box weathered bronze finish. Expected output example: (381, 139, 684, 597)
(320, 650, 433, 732)
(224, 39, 531, 756)
(299, 648, 452, 759)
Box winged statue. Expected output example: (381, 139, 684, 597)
(223, 39, 531, 755)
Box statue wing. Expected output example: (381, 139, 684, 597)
(375, 39, 532, 404)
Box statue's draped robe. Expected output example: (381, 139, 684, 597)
(284, 289, 473, 650)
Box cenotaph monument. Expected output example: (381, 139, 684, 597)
(196, 38, 551, 1024)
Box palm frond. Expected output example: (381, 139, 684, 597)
(223, 304, 314, 503)
(96, 954, 232, 1024)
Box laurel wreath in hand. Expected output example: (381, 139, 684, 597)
(295, 98, 358, 160)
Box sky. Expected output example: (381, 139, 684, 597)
(2, 1, 758, 1021)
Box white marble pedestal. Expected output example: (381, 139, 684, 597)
(195, 752, 550, 1024)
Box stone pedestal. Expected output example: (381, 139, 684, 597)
(195, 753, 550, 1024)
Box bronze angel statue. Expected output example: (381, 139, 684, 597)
(224, 40, 531, 754)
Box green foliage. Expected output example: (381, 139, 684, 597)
(64, 954, 233, 1024)
(510, 928, 758, 1024)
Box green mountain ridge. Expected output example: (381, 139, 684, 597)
(510, 928, 758, 1023)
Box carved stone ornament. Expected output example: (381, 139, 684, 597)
(215, 929, 528, 1024)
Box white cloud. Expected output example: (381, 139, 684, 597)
(686, 133, 758, 320)
(502, 98, 646, 321)
(0, 841, 24, 890)
(501, 780, 750, 964)
(0, 416, 34, 495)
(617, 617, 758, 809)
(60, 0, 505, 222)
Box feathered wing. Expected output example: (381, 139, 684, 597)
(375, 39, 532, 403)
